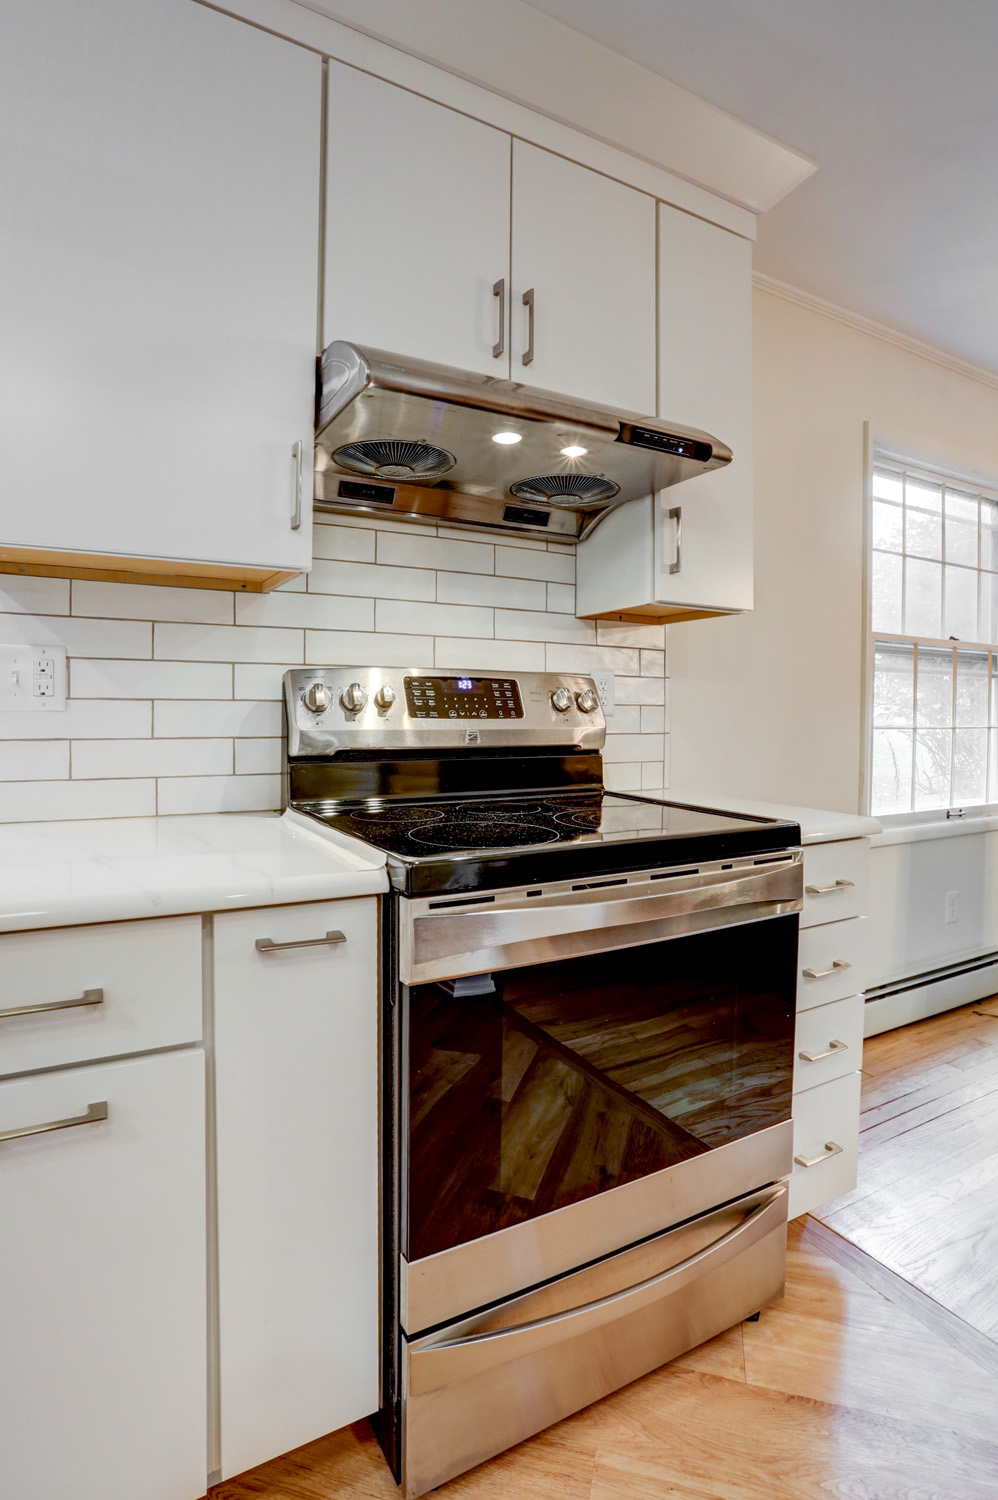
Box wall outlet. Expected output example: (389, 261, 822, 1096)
(0, 645, 67, 712)
(945, 889, 958, 924)
(593, 671, 614, 716)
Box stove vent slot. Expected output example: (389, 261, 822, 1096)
(571, 878, 627, 891)
(427, 894, 496, 909)
(754, 854, 794, 866)
(650, 867, 698, 881)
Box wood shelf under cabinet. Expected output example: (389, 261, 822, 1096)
(0, 546, 298, 593)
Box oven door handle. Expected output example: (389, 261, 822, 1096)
(408, 1183, 787, 1394)
(405, 857, 803, 983)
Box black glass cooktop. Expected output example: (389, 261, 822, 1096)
(305, 791, 800, 895)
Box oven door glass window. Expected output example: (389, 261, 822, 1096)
(404, 915, 797, 1262)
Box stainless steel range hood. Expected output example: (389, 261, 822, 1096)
(314, 342, 731, 542)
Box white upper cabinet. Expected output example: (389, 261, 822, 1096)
(0, 0, 321, 582)
(576, 204, 753, 621)
(510, 143, 657, 413)
(324, 61, 512, 375)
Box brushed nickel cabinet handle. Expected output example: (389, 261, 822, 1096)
(805, 879, 854, 895)
(0, 1100, 108, 1144)
(522, 287, 534, 366)
(669, 506, 682, 575)
(492, 278, 505, 358)
(291, 439, 304, 531)
(798, 1039, 848, 1063)
(255, 930, 346, 954)
(801, 960, 852, 980)
(794, 1140, 844, 1169)
(0, 987, 104, 1020)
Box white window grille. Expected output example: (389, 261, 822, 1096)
(868, 454, 998, 820)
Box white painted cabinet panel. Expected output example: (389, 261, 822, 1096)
(0, 914, 202, 1077)
(796, 916, 867, 1012)
(792, 993, 865, 1093)
(576, 205, 752, 621)
(510, 142, 657, 412)
(325, 61, 511, 375)
(789, 1070, 862, 1220)
(214, 898, 379, 1481)
(0, 1049, 207, 1500)
(0, 0, 320, 576)
(801, 839, 868, 928)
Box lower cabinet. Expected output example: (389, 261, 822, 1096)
(213, 898, 380, 1481)
(0, 1049, 207, 1500)
(789, 1070, 862, 1219)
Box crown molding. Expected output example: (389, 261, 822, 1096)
(753, 271, 998, 392)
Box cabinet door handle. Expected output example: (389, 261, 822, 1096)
(669, 506, 682, 575)
(0, 987, 104, 1020)
(0, 1100, 108, 1144)
(805, 879, 855, 896)
(794, 1140, 844, 1169)
(255, 930, 347, 954)
(291, 439, 304, 531)
(798, 1039, 848, 1063)
(522, 287, 535, 366)
(492, 278, 506, 358)
(801, 960, 852, 981)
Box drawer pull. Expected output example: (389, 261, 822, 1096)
(801, 960, 852, 981)
(255, 930, 346, 954)
(0, 1099, 108, 1144)
(805, 879, 855, 896)
(794, 1140, 843, 1169)
(799, 1039, 848, 1063)
(0, 987, 104, 1021)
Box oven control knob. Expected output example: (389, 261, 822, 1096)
(576, 688, 598, 714)
(374, 683, 396, 710)
(302, 682, 331, 714)
(551, 687, 572, 713)
(340, 682, 368, 712)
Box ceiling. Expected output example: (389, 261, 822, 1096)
(523, 0, 998, 374)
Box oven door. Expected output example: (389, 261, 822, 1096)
(398, 853, 802, 1332)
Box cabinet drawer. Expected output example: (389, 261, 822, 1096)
(788, 1070, 861, 1220)
(800, 840, 868, 928)
(0, 916, 202, 1077)
(797, 917, 866, 1011)
(0, 1049, 206, 1500)
(793, 993, 864, 1093)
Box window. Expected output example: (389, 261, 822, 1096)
(868, 451, 998, 819)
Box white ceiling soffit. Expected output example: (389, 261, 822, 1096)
(296, 0, 815, 213)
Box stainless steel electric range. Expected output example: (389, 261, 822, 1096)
(282, 666, 803, 1499)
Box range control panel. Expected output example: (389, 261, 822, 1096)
(283, 668, 606, 758)
(403, 675, 523, 720)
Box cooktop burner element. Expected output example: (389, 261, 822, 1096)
(282, 667, 800, 894)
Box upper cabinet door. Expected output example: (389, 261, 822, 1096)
(510, 143, 656, 413)
(0, 0, 321, 575)
(654, 203, 753, 613)
(324, 62, 511, 375)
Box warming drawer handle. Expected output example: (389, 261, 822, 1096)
(798, 1039, 848, 1063)
(255, 930, 346, 954)
(805, 879, 854, 895)
(0, 987, 104, 1020)
(0, 1100, 108, 1145)
(409, 1186, 786, 1388)
(801, 960, 851, 980)
(794, 1140, 844, 1169)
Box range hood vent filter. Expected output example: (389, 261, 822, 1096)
(332, 438, 456, 482)
(508, 473, 621, 508)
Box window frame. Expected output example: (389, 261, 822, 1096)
(862, 429, 998, 826)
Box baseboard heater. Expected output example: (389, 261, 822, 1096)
(864, 949, 998, 1036)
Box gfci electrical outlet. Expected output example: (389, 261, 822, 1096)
(0, 645, 67, 712)
(945, 890, 959, 924)
(593, 671, 615, 716)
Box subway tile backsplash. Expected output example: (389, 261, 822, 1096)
(0, 515, 669, 821)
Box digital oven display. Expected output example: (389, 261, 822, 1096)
(403, 676, 524, 720)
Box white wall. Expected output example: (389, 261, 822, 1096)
(668, 286, 998, 985)
(0, 513, 668, 822)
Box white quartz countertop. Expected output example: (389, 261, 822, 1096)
(0, 812, 388, 933)
(638, 789, 882, 845)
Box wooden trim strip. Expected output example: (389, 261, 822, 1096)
(0, 548, 299, 594)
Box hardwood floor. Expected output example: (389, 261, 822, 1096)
(819, 993, 998, 1340)
(211, 998, 998, 1500)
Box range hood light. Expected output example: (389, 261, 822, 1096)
(492, 430, 522, 445)
(560, 445, 588, 458)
